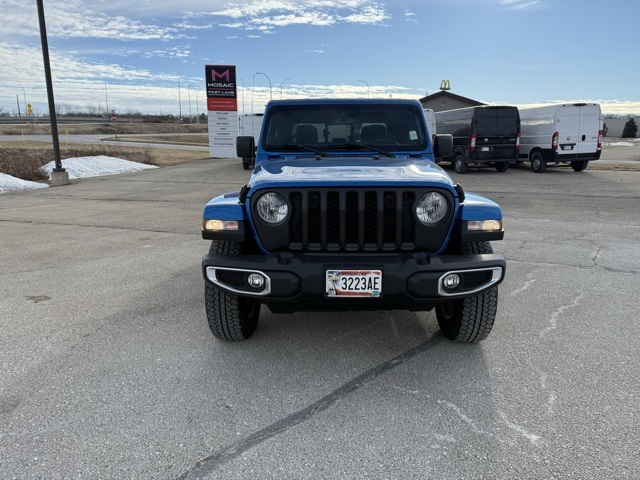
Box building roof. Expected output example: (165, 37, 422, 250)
(418, 90, 485, 106)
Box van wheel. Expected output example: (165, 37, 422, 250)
(242, 158, 251, 170)
(205, 240, 260, 341)
(453, 154, 467, 174)
(495, 162, 509, 172)
(435, 241, 498, 342)
(531, 152, 546, 173)
(571, 160, 588, 171)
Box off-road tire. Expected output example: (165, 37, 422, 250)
(495, 162, 509, 172)
(435, 241, 498, 342)
(571, 160, 588, 171)
(531, 151, 546, 173)
(453, 154, 468, 174)
(205, 241, 260, 341)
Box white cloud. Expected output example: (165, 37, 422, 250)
(199, 0, 389, 31)
(0, 0, 181, 41)
(499, 0, 542, 10)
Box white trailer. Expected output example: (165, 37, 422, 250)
(518, 103, 603, 172)
(238, 114, 264, 169)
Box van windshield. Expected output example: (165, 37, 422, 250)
(263, 104, 428, 152)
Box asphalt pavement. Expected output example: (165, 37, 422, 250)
(1, 159, 639, 479)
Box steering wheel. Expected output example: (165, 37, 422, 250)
(372, 139, 400, 145)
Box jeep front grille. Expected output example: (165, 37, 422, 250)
(251, 188, 454, 254)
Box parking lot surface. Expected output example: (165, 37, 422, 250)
(1, 159, 639, 479)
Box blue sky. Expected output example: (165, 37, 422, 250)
(1, 0, 638, 117)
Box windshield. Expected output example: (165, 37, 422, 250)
(263, 104, 428, 152)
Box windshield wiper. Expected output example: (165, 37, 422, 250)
(328, 143, 396, 158)
(269, 144, 327, 156)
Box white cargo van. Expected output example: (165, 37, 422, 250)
(423, 107, 436, 138)
(518, 103, 603, 172)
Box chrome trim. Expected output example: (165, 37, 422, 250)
(205, 266, 272, 296)
(437, 267, 503, 297)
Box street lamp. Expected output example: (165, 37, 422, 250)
(189, 86, 200, 123)
(280, 78, 290, 99)
(187, 87, 192, 123)
(254, 71, 272, 100)
(178, 79, 182, 122)
(18, 83, 27, 115)
(358, 80, 370, 98)
(104, 82, 109, 115)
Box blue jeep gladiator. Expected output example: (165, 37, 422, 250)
(202, 99, 506, 342)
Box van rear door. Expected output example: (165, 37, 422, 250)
(577, 105, 602, 156)
(556, 105, 580, 155)
(473, 107, 519, 161)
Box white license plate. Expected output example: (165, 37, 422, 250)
(326, 270, 382, 297)
(481, 147, 490, 152)
(562, 145, 574, 150)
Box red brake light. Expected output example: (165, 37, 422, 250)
(516, 132, 520, 149)
(552, 131, 559, 150)
(470, 133, 476, 151)
(598, 130, 603, 148)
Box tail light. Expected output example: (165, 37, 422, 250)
(516, 132, 521, 150)
(597, 129, 603, 148)
(470, 133, 476, 151)
(552, 131, 559, 150)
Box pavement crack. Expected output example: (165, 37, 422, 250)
(178, 335, 443, 479)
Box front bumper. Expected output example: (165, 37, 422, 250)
(202, 251, 506, 313)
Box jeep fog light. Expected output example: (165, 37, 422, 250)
(443, 273, 461, 290)
(468, 219, 502, 231)
(203, 219, 239, 231)
(256, 192, 288, 224)
(247, 273, 265, 290)
(416, 192, 448, 225)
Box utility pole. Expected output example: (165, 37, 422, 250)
(16, 95, 21, 117)
(37, 0, 68, 185)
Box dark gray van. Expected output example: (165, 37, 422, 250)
(434, 106, 520, 173)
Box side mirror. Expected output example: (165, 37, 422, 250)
(236, 136, 256, 159)
(433, 134, 453, 159)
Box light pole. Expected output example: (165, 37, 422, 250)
(187, 87, 192, 123)
(36, 0, 65, 178)
(254, 71, 272, 101)
(104, 82, 109, 115)
(358, 80, 370, 98)
(178, 79, 182, 122)
(189, 86, 199, 123)
(280, 78, 290, 99)
(18, 83, 27, 114)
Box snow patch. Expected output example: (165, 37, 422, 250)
(42, 156, 157, 180)
(602, 142, 635, 147)
(0, 173, 48, 194)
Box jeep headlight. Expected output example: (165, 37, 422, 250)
(256, 192, 289, 224)
(416, 192, 448, 225)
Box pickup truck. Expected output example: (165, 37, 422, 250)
(201, 99, 506, 342)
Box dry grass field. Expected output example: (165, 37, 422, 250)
(0, 122, 208, 136)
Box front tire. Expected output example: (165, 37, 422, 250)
(435, 241, 498, 342)
(205, 241, 260, 341)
